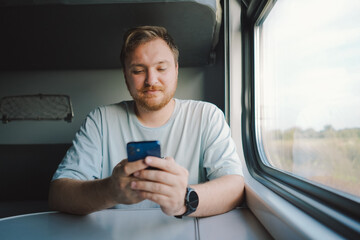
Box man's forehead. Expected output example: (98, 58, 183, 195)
(126, 38, 174, 66)
(129, 60, 171, 68)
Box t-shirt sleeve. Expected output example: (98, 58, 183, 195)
(52, 108, 103, 181)
(202, 105, 243, 180)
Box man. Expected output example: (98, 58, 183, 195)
(49, 26, 244, 217)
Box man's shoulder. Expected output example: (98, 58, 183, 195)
(177, 99, 221, 113)
(87, 100, 134, 120)
(177, 99, 217, 108)
(95, 100, 133, 113)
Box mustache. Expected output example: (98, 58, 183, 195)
(141, 85, 164, 92)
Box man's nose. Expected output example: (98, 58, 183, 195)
(145, 69, 159, 86)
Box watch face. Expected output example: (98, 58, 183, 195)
(188, 190, 199, 209)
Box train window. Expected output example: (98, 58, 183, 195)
(255, 0, 360, 200)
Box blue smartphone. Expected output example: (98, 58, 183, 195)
(127, 140, 161, 162)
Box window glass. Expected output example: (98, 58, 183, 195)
(255, 0, 360, 199)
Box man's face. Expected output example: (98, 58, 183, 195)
(124, 38, 178, 111)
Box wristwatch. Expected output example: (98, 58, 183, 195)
(175, 187, 199, 218)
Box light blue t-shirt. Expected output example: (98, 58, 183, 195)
(52, 99, 242, 209)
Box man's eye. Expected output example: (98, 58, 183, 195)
(132, 70, 144, 74)
(158, 68, 166, 72)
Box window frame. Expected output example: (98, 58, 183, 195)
(240, 0, 360, 238)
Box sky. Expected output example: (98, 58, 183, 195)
(258, 0, 360, 130)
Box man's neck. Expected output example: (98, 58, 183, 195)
(135, 99, 175, 128)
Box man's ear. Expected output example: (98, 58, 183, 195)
(123, 69, 130, 89)
(123, 66, 128, 81)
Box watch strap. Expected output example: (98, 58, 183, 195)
(175, 187, 198, 219)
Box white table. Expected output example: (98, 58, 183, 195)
(0, 208, 272, 240)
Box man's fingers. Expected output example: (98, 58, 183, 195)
(115, 159, 148, 176)
(131, 180, 172, 196)
(144, 156, 187, 176)
(109, 159, 150, 204)
(135, 189, 186, 216)
(128, 156, 189, 215)
(139, 191, 169, 207)
(134, 169, 185, 188)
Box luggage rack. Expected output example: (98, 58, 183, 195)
(0, 94, 74, 123)
(0, 0, 222, 70)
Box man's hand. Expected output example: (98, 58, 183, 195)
(109, 159, 150, 204)
(49, 158, 153, 215)
(130, 156, 189, 216)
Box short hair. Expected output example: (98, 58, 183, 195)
(120, 26, 179, 69)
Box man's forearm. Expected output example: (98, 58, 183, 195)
(48, 178, 116, 215)
(189, 175, 245, 217)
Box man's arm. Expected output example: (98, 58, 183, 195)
(131, 156, 245, 217)
(49, 178, 116, 215)
(189, 174, 244, 217)
(49, 159, 149, 215)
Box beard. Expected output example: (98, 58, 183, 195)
(130, 84, 176, 111)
